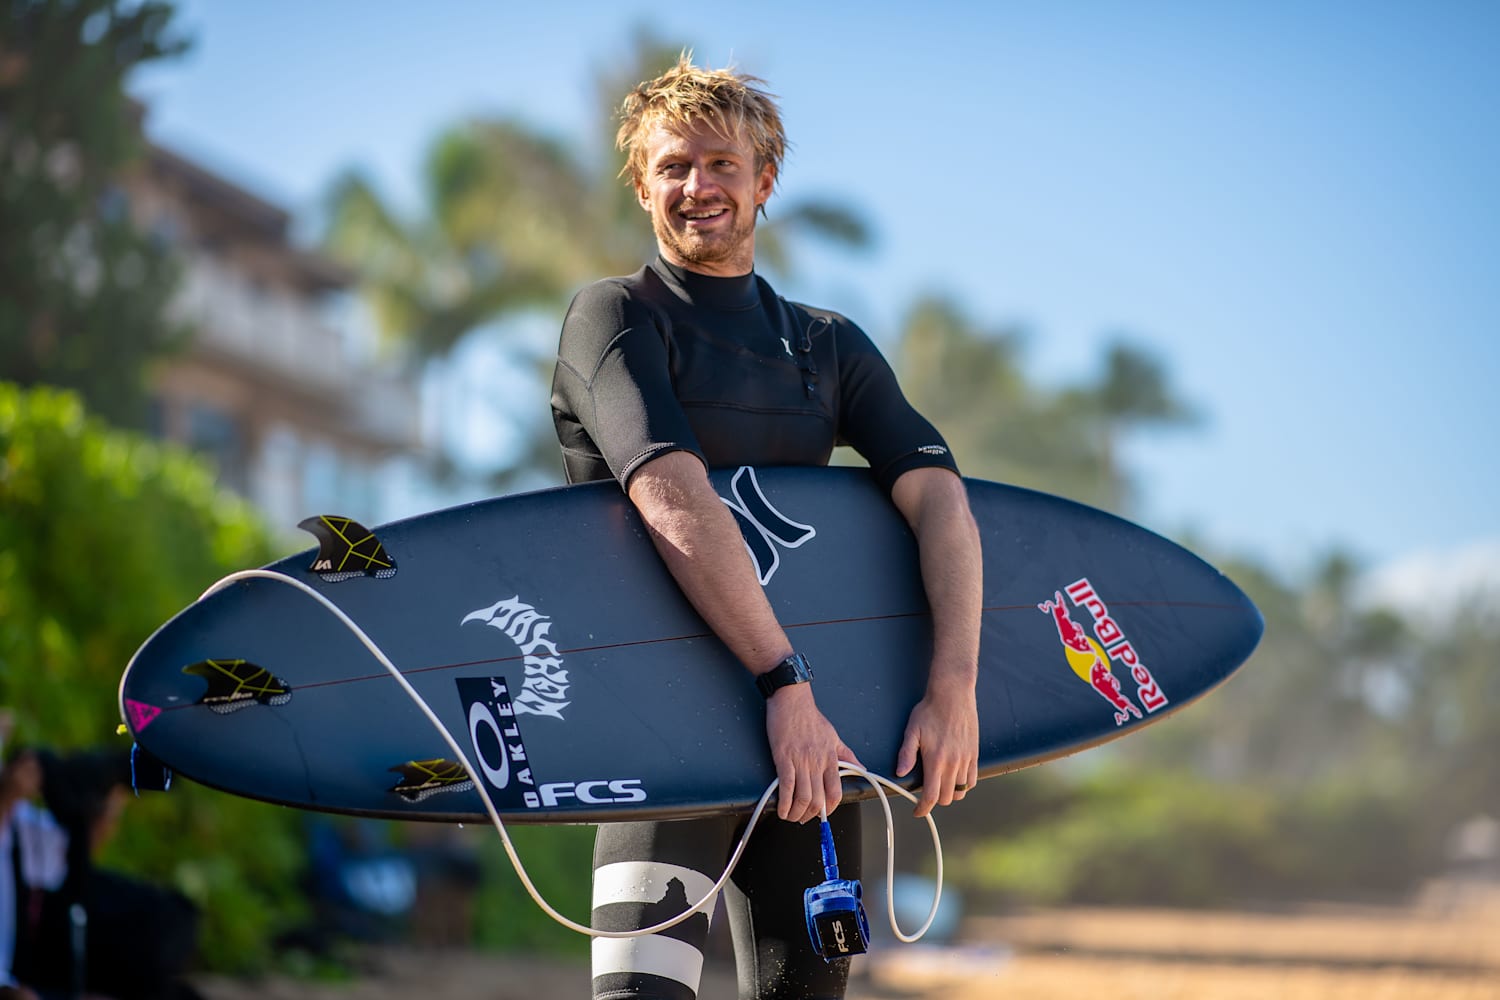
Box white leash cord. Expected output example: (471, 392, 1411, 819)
(199, 569, 943, 942)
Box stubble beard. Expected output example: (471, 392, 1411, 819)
(654, 202, 757, 273)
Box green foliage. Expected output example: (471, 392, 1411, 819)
(0, 0, 192, 428)
(894, 295, 1196, 513)
(1271, 780, 1429, 899)
(1111, 544, 1500, 857)
(0, 383, 306, 971)
(959, 768, 1280, 907)
(0, 383, 266, 731)
(472, 824, 595, 959)
(103, 786, 311, 972)
(957, 766, 1432, 908)
(1398, 606, 1500, 813)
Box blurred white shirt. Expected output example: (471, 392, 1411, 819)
(0, 801, 70, 987)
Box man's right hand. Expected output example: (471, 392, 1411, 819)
(764, 684, 862, 824)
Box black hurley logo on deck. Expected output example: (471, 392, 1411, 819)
(720, 466, 816, 585)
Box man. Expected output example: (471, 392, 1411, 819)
(0, 720, 68, 1000)
(551, 55, 982, 1000)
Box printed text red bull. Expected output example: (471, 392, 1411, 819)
(1038, 577, 1169, 725)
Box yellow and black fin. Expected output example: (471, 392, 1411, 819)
(182, 658, 293, 714)
(389, 758, 474, 802)
(298, 514, 397, 582)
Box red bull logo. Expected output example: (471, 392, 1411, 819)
(1038, 578, 1169, 726)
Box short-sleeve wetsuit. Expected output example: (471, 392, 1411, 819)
(551, 257, 959, 1000)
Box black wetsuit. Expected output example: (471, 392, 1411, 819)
(551, 257, 958, 1000)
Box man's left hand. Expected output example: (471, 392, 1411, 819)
(895, 683, 979, 817)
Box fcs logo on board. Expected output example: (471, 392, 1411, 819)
(462, 595, 570, 719)
(534, 779, 646, 809)
(719, 466, 817, 585)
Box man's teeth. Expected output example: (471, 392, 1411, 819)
(683, 209, 725, 219)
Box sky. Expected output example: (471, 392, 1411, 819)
(127, 1, 1499, 591)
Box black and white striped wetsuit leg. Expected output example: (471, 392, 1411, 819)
(591, 815, 739, 1000)
(590, 807, 863, 1000)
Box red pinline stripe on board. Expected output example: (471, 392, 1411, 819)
(1095, 600, 1251, 611)
(979, 601, 1248, 612)
(298, 610, 937, 688)
(148, 600, 1254, 710)
(149, 610, 929, 709)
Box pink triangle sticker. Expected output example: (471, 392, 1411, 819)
(126, 699, 162, 733)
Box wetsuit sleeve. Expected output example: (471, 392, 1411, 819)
(833, 318, 960, 492)
(551, 279, 707, 489)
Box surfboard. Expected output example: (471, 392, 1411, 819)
(119, 466, 1262, 824)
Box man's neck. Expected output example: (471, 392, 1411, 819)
(656, 246, 756, 279)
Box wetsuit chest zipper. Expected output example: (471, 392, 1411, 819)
(771, 294, 825, 400)
(797, 316, 826, 399)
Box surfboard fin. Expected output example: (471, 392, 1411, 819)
(298, 515, 397, 582)
(181, 658, 293, 714)
(389, 758, 474, 802)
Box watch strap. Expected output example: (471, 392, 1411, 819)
(756, 652, 814, 699)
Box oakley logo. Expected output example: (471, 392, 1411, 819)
(456, 677, 535, 809)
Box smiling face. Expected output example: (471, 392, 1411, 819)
(635, 121, 776, 277)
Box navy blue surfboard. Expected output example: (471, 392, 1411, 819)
(119, 466, 1262, 823)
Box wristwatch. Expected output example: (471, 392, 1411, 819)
(756, 652, 814, 699)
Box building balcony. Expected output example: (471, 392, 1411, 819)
(170, 253, 420, 453)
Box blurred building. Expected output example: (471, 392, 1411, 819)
(123, 140, 425, 532)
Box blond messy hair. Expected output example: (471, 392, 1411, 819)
(615, 52, 787, 191)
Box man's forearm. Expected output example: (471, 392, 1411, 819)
(890, 466, 982, 814)
(627, 451, 793, 674)
(627, 451, 858, 822)
(892, 468, 983, 692)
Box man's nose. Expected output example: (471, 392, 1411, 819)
(683, 164, 717, 198)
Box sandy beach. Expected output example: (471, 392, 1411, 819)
(193, 883, 1500, 999)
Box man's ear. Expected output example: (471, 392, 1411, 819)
(636, 179, 652, 212)
(755, 162, 777, 210)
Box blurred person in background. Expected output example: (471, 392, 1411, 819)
(1, 713, 68, 1000)
(2, 712, 201, 1000)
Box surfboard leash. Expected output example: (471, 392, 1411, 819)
(190, 569, 946, 945)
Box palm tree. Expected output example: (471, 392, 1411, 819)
(325, 38, 874, 355)
(893, 294, 1197, 512)
(322, 35, 873, 490)
(322, 120, 591, 364)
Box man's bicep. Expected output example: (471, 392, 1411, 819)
(890, 465, 969, 529)
(626, 449, 712, 518)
